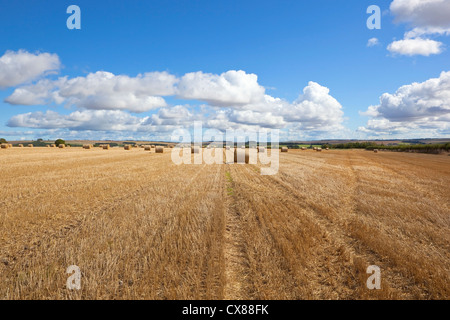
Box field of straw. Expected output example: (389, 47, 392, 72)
(0, 147, 449, 299)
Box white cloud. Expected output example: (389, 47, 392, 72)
(359, 71, 450, 136)
(388, 0, 450, 56)
(6, 71, 177, 112)
(177, 70, 266, 106)
(390, 0, 450, 30)
(5, 65, 347, 139)
(0, 50, 60, 88)
(367, 38, 380, 47)
(387, 38, 443, 56)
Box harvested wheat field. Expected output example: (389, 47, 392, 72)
(0, 148, 449, 300)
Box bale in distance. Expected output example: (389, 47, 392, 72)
(59, 144, 66, 149)
(124, 145, 131, 150)
(155, 146, 164, 153)
(281, 147, 288, 152)
(103, 145, 110, 150)
(234, 148, 250, 164)
(50, 144, 56, 148)
(83, 144, 92, 149)
(18, 144, 24, 148)
(1, 143, 8, 149)
(374, 149, 378, 153)
(144, 145, 151, 151)
(191, 146, 200, 154)
(316, 148, 322, 152)
(301, 147, 307, 150)
(257, 146, 265, 153)
(28, 144, 34, 148)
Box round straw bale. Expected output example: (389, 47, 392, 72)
(59, 144, 65, 149)
(373, 149, 378, 153)
(144, 145, 151, 151)
(155, 146, 164, 153)
(257, 146, 265, 153)
(28, 144, 34, 148)
(191, 146, 200, 154)
(18, 144, 24, 148)
(281, 147, 288, 152)
(234, 148, 250, 164)
(124, 145, 131, 150)
(316, 148, 322, 152)
(1, 143, 8, 149)
(103, 144, 110, 150)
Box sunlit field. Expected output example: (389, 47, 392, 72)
(0, 147, 449, 299)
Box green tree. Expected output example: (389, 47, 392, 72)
(0, 138, 7, 144)
(55, 139, 66, 146)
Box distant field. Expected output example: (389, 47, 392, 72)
(0, 148, 449, 299)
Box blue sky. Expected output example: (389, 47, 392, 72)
(1, 0, 449, 141)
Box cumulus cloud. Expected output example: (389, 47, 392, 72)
(204, 81, 345, 136)
(390, 0, 450, 30)
(6, 71, 177, 112)
(177, 70, 266, 106)
(388, 0, 450, 56)
(0, 50, 60, 88)
(7, 106, 198, 133)
(367, 38, 380, 47)
(5, 65, 346, 139)
(359, 71, 450, 136)
(387, 38, 443, 56)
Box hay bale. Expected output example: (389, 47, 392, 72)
(281, 147, 288, 152)
(155, 146, 164, 153)
(59, 144, 66, 149)
(326, 148, 329, 150)
(83, 144, 92, 149)
(1, 143, 8, 149)
(257, 147, 266, 153)
(18, 144, 24, 148)
(374, 149, 378, 153)
(9, 144, 13, 148)
(103, 145, 110, 150)
(301, 147, 307, 150)
(28, 144, 33, 148)
(316, 148, 322, 152)
(234, 148, 249, 164)
(50, 144, 55, 148)
(144, 145, 151, 151)
(226, 146, 231, 150)
(151, 145, 156, 148)
(124, 145, 131, 150)
(46, 145, 50, 148)
(191, 146, 200, 154)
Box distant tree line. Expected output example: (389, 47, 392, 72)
(365, 143, 450, 154)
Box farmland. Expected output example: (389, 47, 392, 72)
(0, 147, 449, 299)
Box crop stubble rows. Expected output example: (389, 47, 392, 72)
(0, 148, 448, 299)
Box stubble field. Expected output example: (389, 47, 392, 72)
(0, 147, 449, 299)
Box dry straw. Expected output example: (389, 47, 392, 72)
(18, 144, 24, 148)
(155, 146, 164, 153)
(124, 145, 131, 150)
(1, 143, 8, 149)
(257, 146, 265, 153)
(28, 144, 33, 148)
(374, 149, 378, 153)
(59, 144, 66, 149)
(316, 148, 322, 152)
(281, 147, 288, 152)
(301, 147, 307, 150)
(103, 145, 110, 150)
(144, 145, 151, 151)
(83, 144, 92, 149)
